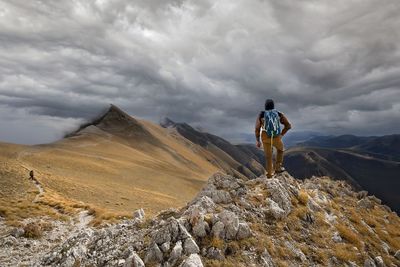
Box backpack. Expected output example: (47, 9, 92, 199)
(263, 109, 281, 137)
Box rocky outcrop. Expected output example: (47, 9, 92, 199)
(1, 172, 399, 267)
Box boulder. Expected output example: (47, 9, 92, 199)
(264, 199, 286, 220)
(144, 243, 163, 263)
(364, 257, 377, 267)
(357, 198, 374, 209)
(124, 252, 144, 267)
(218, 210, 239, 240)
(192, 217, 208, 238)
(183, 237, 200, 255)
(374, 256, 385, 267)
(168, 241, 183, 266)
(265, 179, 292, 214)
(133, 209, 145, 221)
(10, 227, 25, 238)
(180, 254, 203, 267)
(260, 249, 275, 267)
(211, 221, 225, 239)
(236, 222, 252, 239)
(394, 250, 400, 260)
(206, 247, 224, 260)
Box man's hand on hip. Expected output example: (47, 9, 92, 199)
(256, 140, 261, 148)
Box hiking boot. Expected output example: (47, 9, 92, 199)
(275, 167, 285, 173)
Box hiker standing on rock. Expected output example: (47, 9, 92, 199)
(255, 99, 291, 178)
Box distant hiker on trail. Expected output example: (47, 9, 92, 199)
(29, 170, 34, 180)
(255, 99, 291, 178)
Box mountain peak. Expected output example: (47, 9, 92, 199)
(160, 117, 176, 128)
(66, 104, 141, 137)
(95, 104, 137, 126)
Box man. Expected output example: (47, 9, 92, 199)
(255, 99, 291, 178)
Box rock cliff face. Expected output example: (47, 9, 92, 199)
(2, 172, 400, 267)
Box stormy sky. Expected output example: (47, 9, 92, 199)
(0, 0, 400, 144)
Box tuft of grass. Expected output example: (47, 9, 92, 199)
(336, 223, 362, 249)
(297, 190, 309, 205)
(23, 222, 43, 239)
(332, 243, 360, 263)
(210, 237, 225, 249)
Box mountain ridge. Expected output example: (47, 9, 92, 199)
(2, 172, 399, 266)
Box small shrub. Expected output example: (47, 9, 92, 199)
(23, 222, 42, 238)
(210, 237, 224, 249)
(298, 190, 309, 205)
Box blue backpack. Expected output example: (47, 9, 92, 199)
(263, 109, 281, 137)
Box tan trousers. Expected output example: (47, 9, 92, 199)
(261, 131, 284, 178)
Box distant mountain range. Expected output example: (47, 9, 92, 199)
(285, 134, 400, 212)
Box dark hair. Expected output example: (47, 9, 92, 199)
(265, 99, 274, 110)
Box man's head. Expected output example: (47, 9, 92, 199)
(265, 99, 274, 110)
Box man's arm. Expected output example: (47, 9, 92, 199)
(255, 112, 262, 141)
(255, 112, 263, 147)
(279, 112, 292, 136)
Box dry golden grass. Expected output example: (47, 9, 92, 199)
(210, 238, 225, 249)
(297, 190, 309, 205)
(23, 222, 43, 239)
(332, 243, 360, 262)
(291, 206, 308, 220)
(336, 223, 362, 248)
(0, 118, 222, 224)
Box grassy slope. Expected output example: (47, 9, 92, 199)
(0, 119, 219, 223)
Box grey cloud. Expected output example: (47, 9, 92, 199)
(0, 0, 400, 144)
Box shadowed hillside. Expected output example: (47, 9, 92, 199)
(285, 147, 400, 213)
(160, 118, 265, 178)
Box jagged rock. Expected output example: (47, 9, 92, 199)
(218, 210, 239, 240)
(264, 199, 286, 220)
(145, 243, 163, 263)
(374, 256, 385, 267)
(192, 216, 208, 238)
(202, 190, 232, 204)
(183, 236, 200, 254)
(332, 232, 342, 242)
(304, 212, 315, 224)
(369, 196, 382, 205)
(10, 227, 25, 238)
(4, 171, 399, 267)
(394, 250, 400, 260)
(364, 257, 377, 267)
(284, 241, 307, 262)
(260, 249, 275, 267)
(179, 253, 203, 267)
(347, 261, 359, 267)
(358, 198, 374, 209)
(264, 178, 292, 214)
(124, 252, 144, 267)
(168, 241, 183, 265)
(160, 241, 170, 253)
(186, 196, 216, 215)
(211, 221, 225, 238)
(133, 209, 145, 221)
(357, 190, 368, 199)
(206, 247, 224, 260)
(381, 241, 390, 254)
(237, 222, 252, 239)
(153, 218, 179, 245)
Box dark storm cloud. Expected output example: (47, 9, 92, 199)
(0, 0, 400, 144)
